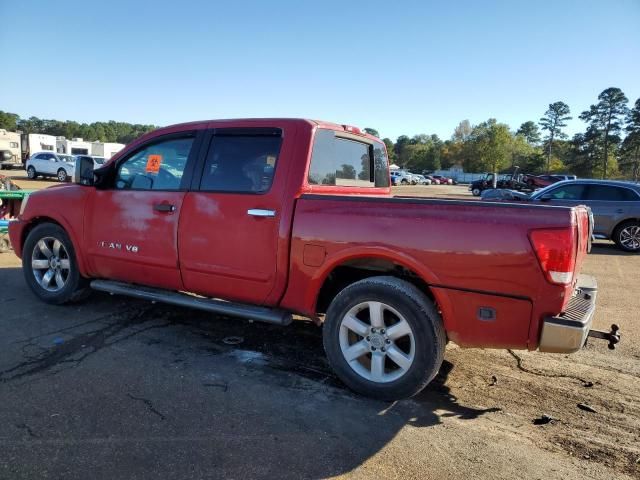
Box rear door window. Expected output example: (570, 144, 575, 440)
(199, 129, 282, 193)
(308, 129, 390, 188)
(586, 185, 639, 201)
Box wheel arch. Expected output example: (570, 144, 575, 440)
(21, 216, 89, 277)
(311, 248, 453, 328)
(613, 217, 640, 234)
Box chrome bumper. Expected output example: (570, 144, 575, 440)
(539, 274, 597, 353)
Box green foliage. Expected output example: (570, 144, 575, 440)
(579, 87, 629, 179)
(0, 110, 157, 145)
(0, 111, 19, 131)
(464, 119, 512, 174)
(452, 120, 472, 142)
(620, 98, 640, 180)
(364, 127, 380, 138)
(516, 121, 541, 145)
(539, 101, 572, 172)
(382, 138, 396, 163)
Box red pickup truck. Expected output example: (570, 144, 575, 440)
(9, 118, 617, 400)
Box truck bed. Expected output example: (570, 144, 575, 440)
(281, 194, 588, 350)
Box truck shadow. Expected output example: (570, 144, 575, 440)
(0, 265, 500, 478)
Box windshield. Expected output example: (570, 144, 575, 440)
(59, 155, 75, 163)
(94, 157, 105, 164)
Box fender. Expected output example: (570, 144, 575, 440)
(18, 187, 91, 278)
(282, 244, 455, 331)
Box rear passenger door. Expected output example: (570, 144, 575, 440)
(178, 127, 289, 305)
(584, 184, 638, 236)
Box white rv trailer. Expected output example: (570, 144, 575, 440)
(56, 137, 92, 155)
(0, 129, 22, 169)
(91, 141, 125, 159)
(21, 133, 57, 161)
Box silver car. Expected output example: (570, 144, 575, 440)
(531, 179, 640, 252)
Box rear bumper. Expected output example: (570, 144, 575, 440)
(538, 274, 597, 353)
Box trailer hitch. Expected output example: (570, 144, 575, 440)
(588, 324, 621, 350)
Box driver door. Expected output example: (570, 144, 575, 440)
(84, 131, 202, 290)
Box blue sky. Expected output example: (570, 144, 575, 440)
(1, 0, 639, 141)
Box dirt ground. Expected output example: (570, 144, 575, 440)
(1, 173, 639, 479)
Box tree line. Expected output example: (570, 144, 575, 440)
(0, 111, 157, 145)
(364, 87, 640, 180)
(2, 86, 639, 180)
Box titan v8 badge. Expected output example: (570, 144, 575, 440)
(98, 241, 139, 253)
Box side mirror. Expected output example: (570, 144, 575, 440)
(74, 155, 95, 186)
(540, 194, 553, 202)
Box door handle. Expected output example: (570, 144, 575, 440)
(247, 209, 276, 217)
(154, 203, 176, 213)
(615, 209, 624, 214)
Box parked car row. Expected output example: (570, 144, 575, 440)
(25, 152, 106, 182)
(390, 170, 456, 186)
(481, 179, 640, 252)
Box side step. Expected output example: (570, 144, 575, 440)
(90, 280, 293, 326)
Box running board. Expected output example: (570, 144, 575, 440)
(90, 280, 293, 326)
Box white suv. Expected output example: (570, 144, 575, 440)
(26, 152, 76, 182)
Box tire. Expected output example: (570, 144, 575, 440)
(613, 220, 640, 252)
(401, 179, 408, 185)
(27, 166, 37, 179)
(323, 276, 446, 400)
(57, 168, 68, 182)
(22, 223, 90, 304)
(472, 187, 481, 196)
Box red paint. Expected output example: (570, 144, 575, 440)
(10, 118, 592, 351)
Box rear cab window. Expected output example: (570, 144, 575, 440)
(307, 129, 390, 190)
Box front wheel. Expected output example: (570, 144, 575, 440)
(22, 223, 90, 304)
(57, 168, 68, 182)
(27, 166, 37, 179)
(323, 276, 446, 400)
(614, 221, 640, 252)
(472, 187, 481, 196)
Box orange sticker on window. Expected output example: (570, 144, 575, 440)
(146, 154, 162, 173)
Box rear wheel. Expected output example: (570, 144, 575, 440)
(27, 166, 37, 179)
(323, 276, 446, 400)
(22, 223, 90, 304)
(614, 220, 640, 252)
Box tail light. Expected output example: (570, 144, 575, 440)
(529, 227, 577, 285)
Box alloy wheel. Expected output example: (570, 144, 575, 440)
(339, 301, 415, 383)
(31, 237, 71, 292)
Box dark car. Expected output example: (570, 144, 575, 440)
(530, 180, 640, 252)
(480, 188, 531, 202)
(523, 174, 577, 188)
(470, 173, 527, 196)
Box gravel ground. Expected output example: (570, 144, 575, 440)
(1, 173, 638, 479)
